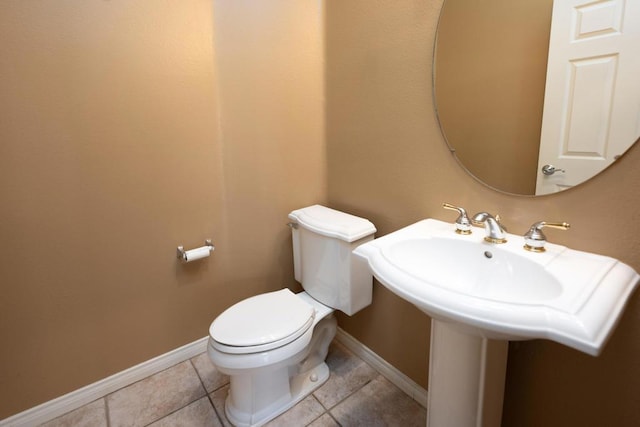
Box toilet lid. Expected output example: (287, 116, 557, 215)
(209, 289, 315, 350)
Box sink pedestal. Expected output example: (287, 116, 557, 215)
(427, 320, 508, 427)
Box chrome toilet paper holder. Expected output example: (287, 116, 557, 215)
(177, 239, 214, 262)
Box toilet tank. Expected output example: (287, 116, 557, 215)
(288, 205, 376, 316)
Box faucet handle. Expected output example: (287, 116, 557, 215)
(442, 203, 472, 234)
(523, 221, 570, 252)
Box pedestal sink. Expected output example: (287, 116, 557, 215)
(354, 218, 639, 427)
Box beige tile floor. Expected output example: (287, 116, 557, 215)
(41, 341, 426, 427)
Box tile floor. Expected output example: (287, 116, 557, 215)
(41, 341, 426, 427)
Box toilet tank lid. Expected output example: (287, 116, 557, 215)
(288, 205, 376, 242)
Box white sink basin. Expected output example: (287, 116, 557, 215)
(387, 238, 563, 303)
(354, 218, 639, 355)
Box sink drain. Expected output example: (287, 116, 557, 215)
(484, 251, 493, 259)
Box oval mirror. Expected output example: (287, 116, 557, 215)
(433, 0, 640, 196)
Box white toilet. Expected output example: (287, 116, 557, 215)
(207, 205, 376, 427)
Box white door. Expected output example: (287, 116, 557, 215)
(536, 0, 640, 195)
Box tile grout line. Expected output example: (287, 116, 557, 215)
(304, 394, 328, 426)
(205, 392, 226, 427)
(326, 374, 376, 411)
(326, 412, 342, 427)
(188, 357, 227, 426)
(188, 358, 211, 398)
(139, 399, 197, 427)
(143, 360, 210, 427)
(303, 405, 342, 427)
(110, 360, 209, 427)
(315, 342, 378, 412)
(303, 410, 325, 427)
(104, 397, 111, 427)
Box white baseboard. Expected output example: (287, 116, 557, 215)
(2, 329, 428, 426)
(335, 328, 428, 408)
(0, 337, 209, 427)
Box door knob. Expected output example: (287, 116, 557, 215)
(541, 164, 566, 176)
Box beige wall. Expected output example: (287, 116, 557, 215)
(0, 0, 324, 418)
(326, 0, 640, 426)
(211, 0, 326, 294)
(435, 0, 553, 194)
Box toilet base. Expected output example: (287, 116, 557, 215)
(225, 362, 330, 427)
(209, 293, 337, 427)
(217, 310, 337, 427)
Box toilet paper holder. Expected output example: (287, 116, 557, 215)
(177, 239, 214, 262)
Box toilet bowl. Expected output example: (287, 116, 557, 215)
(208, 290, 336, 427)
(207, 205, 376, 427)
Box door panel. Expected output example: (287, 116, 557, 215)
(537, 0, 640, 195)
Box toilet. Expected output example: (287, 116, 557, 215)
(207, 205, 376, 427)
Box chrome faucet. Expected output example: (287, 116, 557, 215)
(472, 212, 507, 243)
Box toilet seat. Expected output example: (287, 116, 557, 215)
(210, 289, 315, 354)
